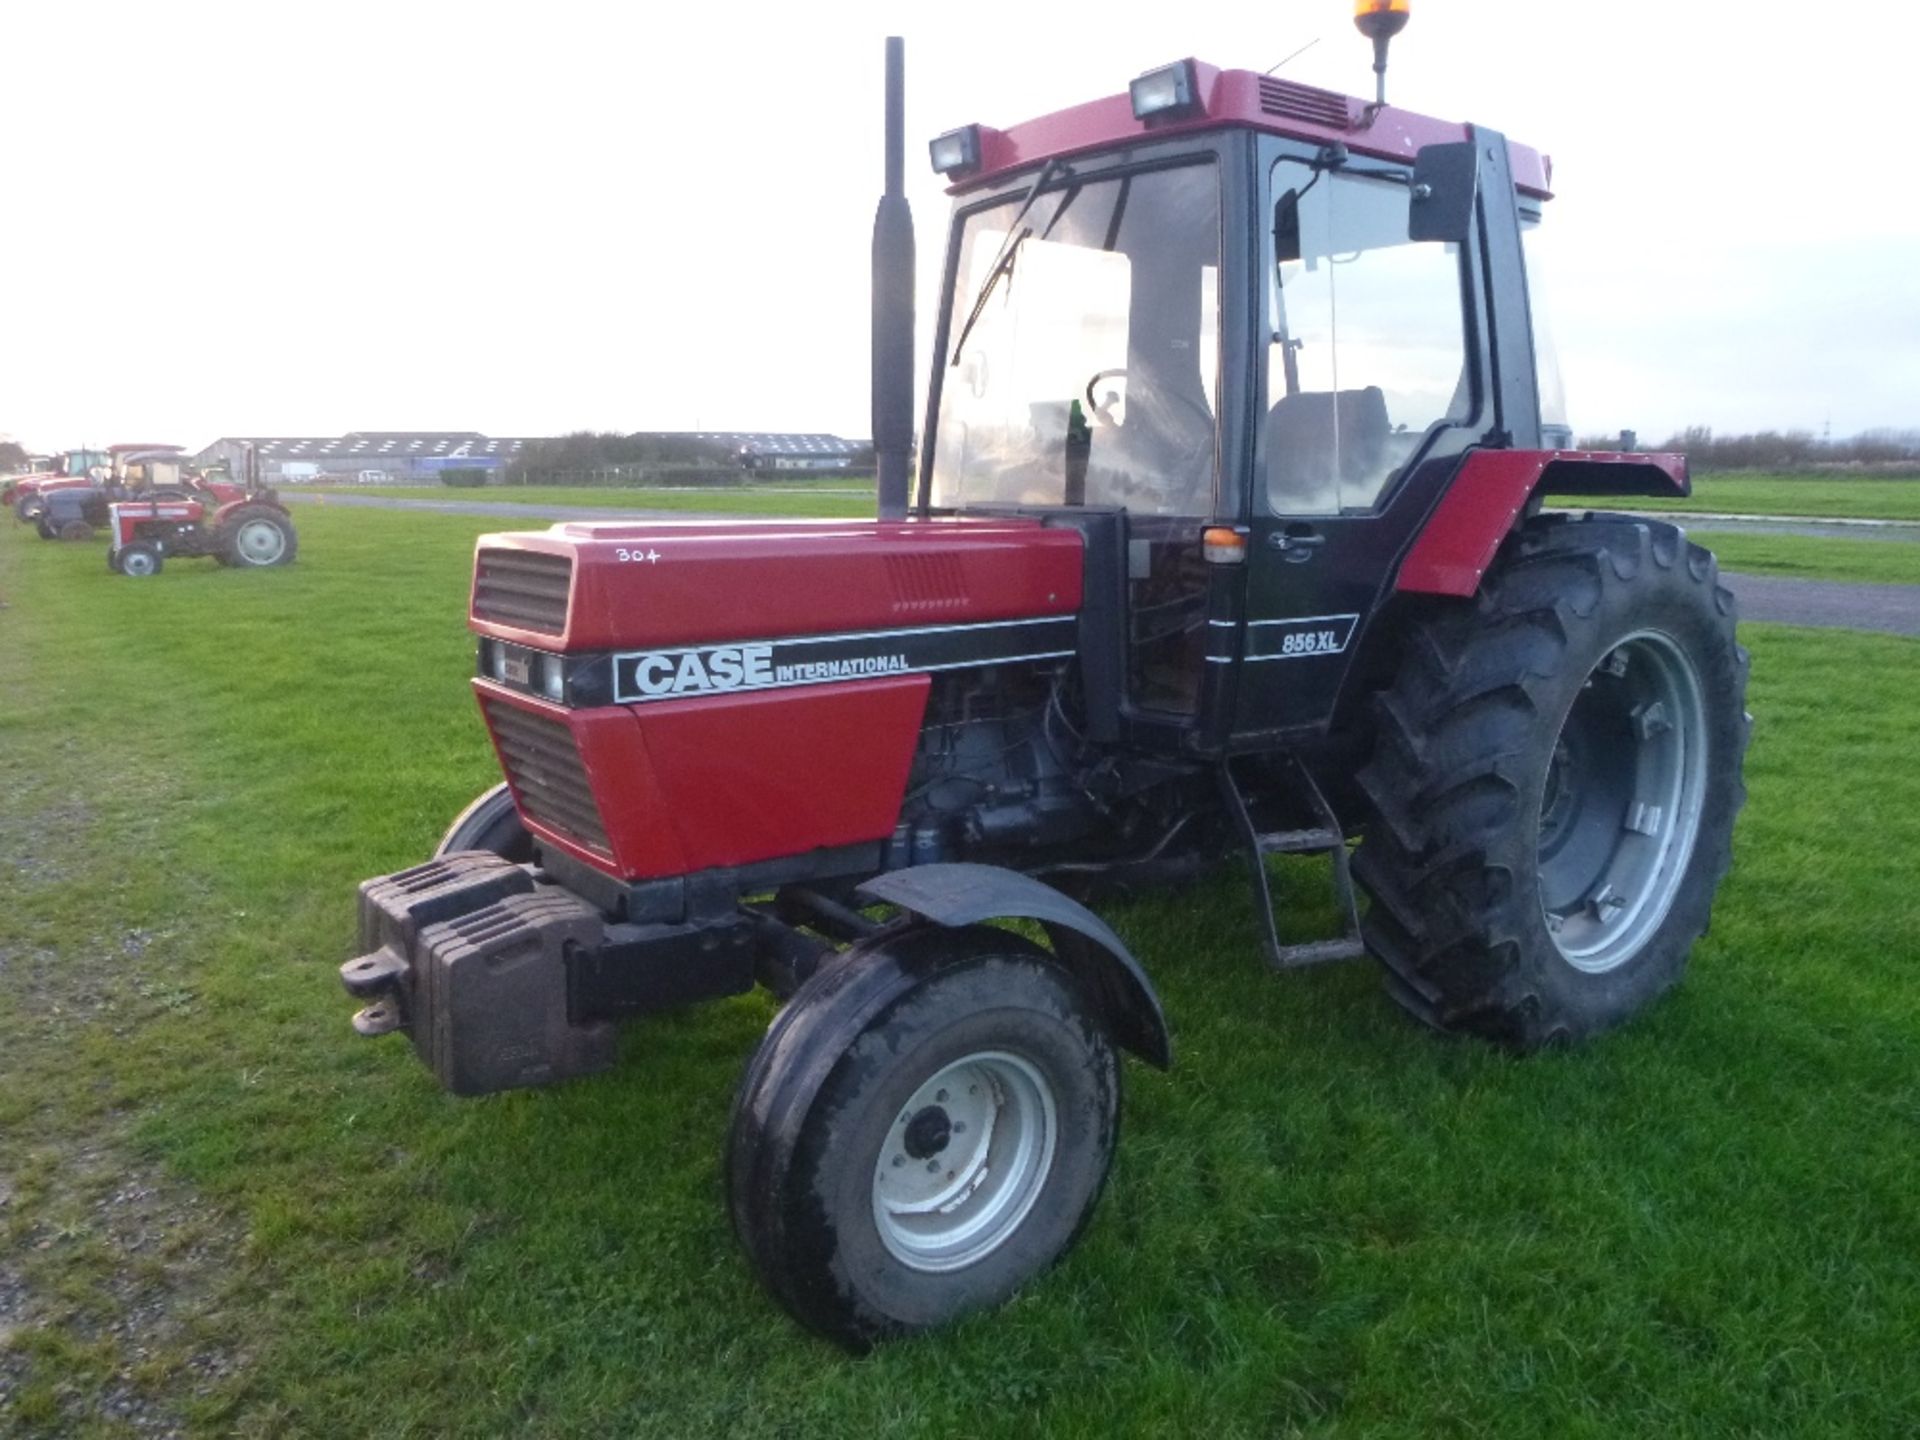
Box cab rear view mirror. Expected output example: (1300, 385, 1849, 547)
(1409, 141, 1477, 243)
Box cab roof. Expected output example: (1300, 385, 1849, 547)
(949, 61, 1550, 199)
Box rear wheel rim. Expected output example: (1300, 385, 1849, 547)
(1537, 629, 1708, 973)
(234, 519, 286, 564)
(871, 1050, 1058, 1273)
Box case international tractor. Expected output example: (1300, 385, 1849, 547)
(339, 8, 1748, 1348)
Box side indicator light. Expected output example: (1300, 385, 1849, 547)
(1202, 526, 1248, 564)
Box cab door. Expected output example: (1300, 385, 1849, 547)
(1233, 147, 1487, 736)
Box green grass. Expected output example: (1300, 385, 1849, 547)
(308, 481, 877, 517)
(3, 510, 1919, 1435)
(1551, 471, 1920, 521)
(1698, 532, 1920, 586)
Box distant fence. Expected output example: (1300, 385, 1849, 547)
(495, 464, 872, 488)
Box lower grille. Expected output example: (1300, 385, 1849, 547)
(474, 548, 572, 634)
(481, 698, 612, 858)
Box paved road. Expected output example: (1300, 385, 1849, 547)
(1720, 573, 1920, 637)
(281, 491, 1920, 636)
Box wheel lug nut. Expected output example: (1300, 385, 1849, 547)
(892, 1155, 905, 1167)
(926, 1160, 939, 1173)
(952, 1121, 966, 1134)
(936, 1089, 948, 1103)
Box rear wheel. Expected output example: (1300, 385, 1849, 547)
(222, 506, 297, 567)
(117, 542, 163, 578)
(57, 520, 94, 542)
(1353, 517, 1750, 1049)
(728, 928, 1119, 1348)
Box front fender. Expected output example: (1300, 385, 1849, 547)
(858, 862, 1171, 1067)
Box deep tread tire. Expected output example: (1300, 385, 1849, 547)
(1352, 516, 1750, 1049)
(727, 927, 1119, 1349)
(434, 782, 534, 863)
(222, 505, 298, 567)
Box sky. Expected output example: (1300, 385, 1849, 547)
(5, 0, 1918, 453)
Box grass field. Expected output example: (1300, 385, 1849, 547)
(3, 509, 1919, 1436)
(1691, 531, 1919, 586)
(1550, 471, 1920, 522)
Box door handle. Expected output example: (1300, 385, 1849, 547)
(1269, 529, 1325, 561)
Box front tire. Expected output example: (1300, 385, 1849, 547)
(1353, 517, 1750, 1049)
(433, 782, 533, 863)
(728, 927, 1119, 1348)
(117, 542, 163, 578)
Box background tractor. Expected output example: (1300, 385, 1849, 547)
(36, 443, 194, 541)
(107, 444, 296, 575)
(339, 11, 1748, 1348)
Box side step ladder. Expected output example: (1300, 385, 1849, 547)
(1218, 756, 1367, 970)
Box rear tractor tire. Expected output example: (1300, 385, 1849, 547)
(1353, 517, 1750, 1050)
(222, 506, 297, 567)
(58, 520, 94, 542)
(728, 927, 1119, 1349)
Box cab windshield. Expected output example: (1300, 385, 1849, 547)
(929, 161, 1221, 515)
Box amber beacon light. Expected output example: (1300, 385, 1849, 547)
(1354, 0, 1410, 104)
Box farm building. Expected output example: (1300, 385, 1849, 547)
(690, 433, 870, 472)
(193, 432, 530, 484)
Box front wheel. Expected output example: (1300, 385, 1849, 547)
(433, 782, 533, 863)
(728, 928, 1119, 1348)
(1353, 517, 1750, 1050)
(117, 542, 164, 578)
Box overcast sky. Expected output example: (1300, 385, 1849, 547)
(5, 0, 1917, 453)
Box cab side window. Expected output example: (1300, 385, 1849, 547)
(1266, 168, 1469, 514)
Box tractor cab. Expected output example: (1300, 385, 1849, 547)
(918, 61, 1621, 752)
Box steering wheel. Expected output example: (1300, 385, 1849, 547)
(1084, 369, 1128, 427)
(1085, 367, 1217, 436)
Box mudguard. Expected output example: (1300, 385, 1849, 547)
(857, 863, 1172, 1067)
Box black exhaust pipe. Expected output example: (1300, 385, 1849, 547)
(872, 35, 915, 521)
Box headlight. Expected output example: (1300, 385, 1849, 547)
(539, 654, 566, 703)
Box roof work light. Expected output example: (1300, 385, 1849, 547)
(1129, 60, 1202, 123)
(929, 126, 982, 179)
(1353, 0, 1410, 105)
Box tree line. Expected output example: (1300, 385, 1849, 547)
(1578, 427, 1920, 473)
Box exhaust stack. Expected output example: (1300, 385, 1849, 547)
(872, 36, 915, 520)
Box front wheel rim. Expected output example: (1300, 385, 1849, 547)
(234, 519, 286, 564)
(871, 1050, 1058, 1273)
(1537, 629, 1709, 973)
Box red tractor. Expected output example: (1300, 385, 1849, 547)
(340, 13, 1748, 1348)
(107, 444, 296, 576)
(6, 448, 111, 523)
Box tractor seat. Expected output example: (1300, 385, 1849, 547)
(1265, 386, 1391, 513)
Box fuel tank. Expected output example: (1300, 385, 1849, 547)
(463, 516, 1085, 884)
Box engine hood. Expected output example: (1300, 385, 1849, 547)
(467, 515, 1084, 653)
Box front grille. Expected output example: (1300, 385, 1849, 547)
(474, 549, 572, 635)
(481, 698, 612, 858)
(1258, 77, 1355, 130)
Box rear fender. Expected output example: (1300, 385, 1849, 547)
(857, 863, 1171, 1067)
(1396, 449, 1689, 597)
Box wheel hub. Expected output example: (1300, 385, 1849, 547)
(871, 1050, 1058, 1274)
(1537, 630, 1709, 973)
